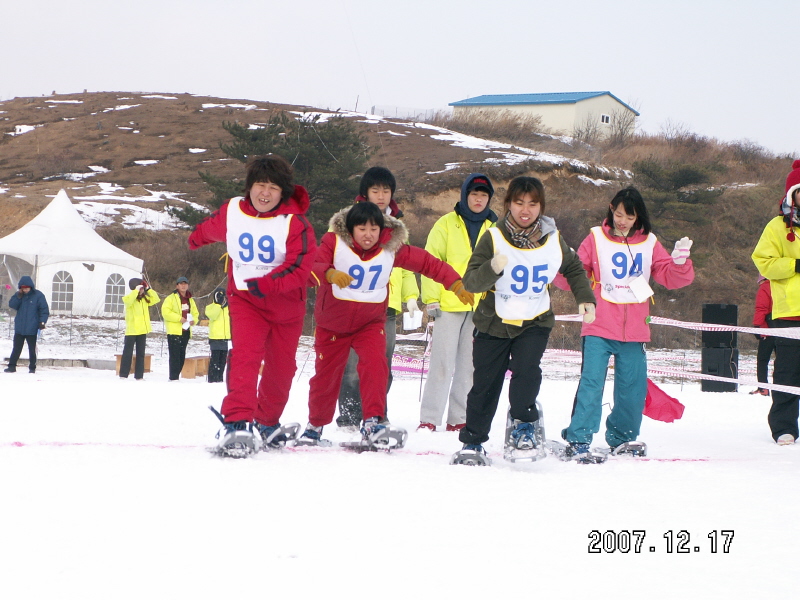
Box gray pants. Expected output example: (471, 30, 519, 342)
(336, 313, 397, 427)
(419, 311, 474, 427)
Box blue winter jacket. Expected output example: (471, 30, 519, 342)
(8, 276, 50, 335)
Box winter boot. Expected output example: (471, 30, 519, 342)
(510, 420, 537, 450)
(255, 422, 300, 450)
(296, 423, 332, 447)
(566, 442, 607, 464)
(361, 416, 386, 441)
(450, 443, 491, 466)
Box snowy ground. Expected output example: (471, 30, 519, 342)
(0, 314, 795, 599)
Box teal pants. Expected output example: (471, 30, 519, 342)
(562, 336, 647, 447)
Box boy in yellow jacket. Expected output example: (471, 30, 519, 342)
(205, 288, 231, 383)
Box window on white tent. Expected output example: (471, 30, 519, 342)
(105, 273, 125, 314)
(52, 271, 74, 312)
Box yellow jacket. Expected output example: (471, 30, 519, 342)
(205, 302, 231, 340)
(388, 268, 419, 313)
(753, 216, 800, 319)
(162, 291, 200, 336)
(421, 211, 494, 312)
(122, 288, 161, 335)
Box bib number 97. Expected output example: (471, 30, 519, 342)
(348, 264, 383, 290)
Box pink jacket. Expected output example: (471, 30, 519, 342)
(575, 222, 694, 342)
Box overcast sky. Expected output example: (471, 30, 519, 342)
(2, 0, 797, 156)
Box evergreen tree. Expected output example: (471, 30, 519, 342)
(198, 111, 372, 234)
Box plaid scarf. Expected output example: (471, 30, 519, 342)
(504, 215, 542, 249)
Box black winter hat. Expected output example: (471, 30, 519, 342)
(129, 278, 143, 290)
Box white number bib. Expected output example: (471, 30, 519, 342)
(331, 237, 394, 303)
(592, 227, 657, 304)
(490, 228, 562, 321)
(226, 197, 291, 291)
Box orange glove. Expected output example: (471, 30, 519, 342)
(449, 280, 474, 306)
(326, 269, 354, 289)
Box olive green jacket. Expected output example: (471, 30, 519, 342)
(462, 215, 595, 338)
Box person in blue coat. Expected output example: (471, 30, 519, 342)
(5, 275, 50, 373)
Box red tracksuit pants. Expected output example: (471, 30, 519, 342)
(308, 322, 388, 427)
(221, 295, 303, 426)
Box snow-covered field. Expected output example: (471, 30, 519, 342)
(0, 314, 795, 599)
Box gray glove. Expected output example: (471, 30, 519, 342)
(427, 302, 442, 319)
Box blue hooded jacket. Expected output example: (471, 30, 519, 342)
(8, 276, 50, 335)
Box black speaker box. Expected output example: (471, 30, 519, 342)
(701, 348, 739, 392)
(701, 303, 738, 348)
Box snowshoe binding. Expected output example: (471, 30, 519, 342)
(207, 406, 259, 458)
(609, 441, 648, 457)
(503, 404, 546, 463)
(340, 417, 407, 453)
(545, 440, 607, 464)
(450, 443, 491, 466)
(256, 421, 301, 450)
(294, 423, 333, 447)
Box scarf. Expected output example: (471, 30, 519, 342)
(504, 214, 543, 249)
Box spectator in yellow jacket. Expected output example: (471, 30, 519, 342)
(120, 278, 160, 380)
(162, 276, 199, 381)
(205, 287, 231, 383)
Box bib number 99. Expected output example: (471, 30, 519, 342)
(239, 233, 275, 264)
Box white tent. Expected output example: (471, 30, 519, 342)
(0, 189, 144, 316)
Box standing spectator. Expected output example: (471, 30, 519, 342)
(335, 166, 419, 429)
(5, 275, 49, 374)
(162, 276, 199, 381)
(418, 173, 497, 432)
(188, 155, 317, 457)
(119, 277, 160, 380)
(205, 287, 231, 383)
(751, 276, 775, 396)
(752, 159, 800, 445)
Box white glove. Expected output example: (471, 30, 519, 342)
(490, 253, 508, 275)
(671, 237, 693, 265)
(135, 285, 143, 293)
(406, 298, 419, 317)
(579, 303, 596, 324)
(427, 302, 442, 319)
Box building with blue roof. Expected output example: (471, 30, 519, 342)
(449, 91, 639, 140)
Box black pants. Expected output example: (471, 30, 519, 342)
(167, 330, 190, 380)
(756, 334, 776, 385)
(119, 334, 147, 379)
(208, 349, 228, 383)
(459, 326, 550, 446)
(769, 321, 800, 441)
(9, 334, 37, 372)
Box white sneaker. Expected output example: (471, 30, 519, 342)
(777, 434, 795, 446)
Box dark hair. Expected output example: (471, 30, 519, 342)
(606, 187, 651, 234)
(359, 166, 396, 198)
(503, 176, 545, 215)
(345, 201, 385, 235)
(245, 155, 295, 201)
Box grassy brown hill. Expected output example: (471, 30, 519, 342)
(0, 91, 794, 349)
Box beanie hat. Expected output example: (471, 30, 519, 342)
(129, 277, 143, 290)
(465, 176, 494, 198)
(781, 160, 800, 217)
(176, 276, 189, 284)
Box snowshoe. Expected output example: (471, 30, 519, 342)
(545, 440, 607, 464)
(207, 406, 258, 458)
(340, 417, 407, 452)
(294, 423, 333, 447)
(210, 420, 259, 459)
(503, 405, 546, 463)
(450, 443, 491, 466)
(256, 422, 301, 450)
(608, 441, 648, 457)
